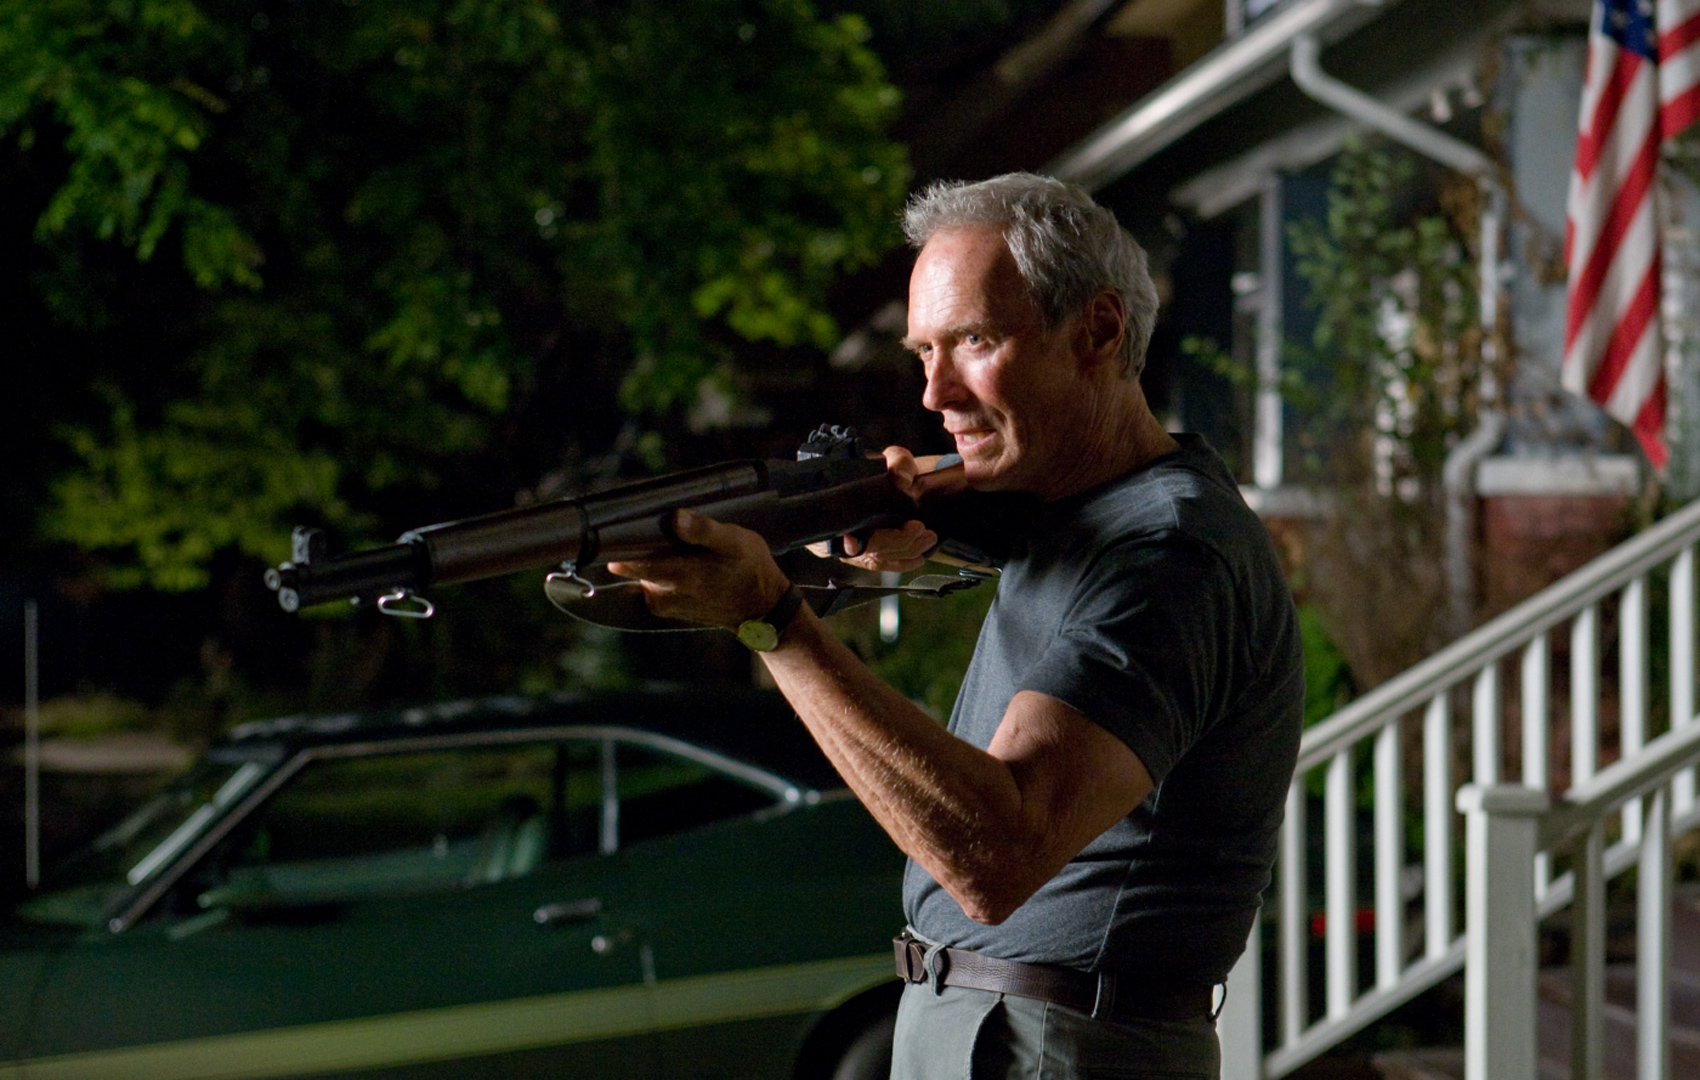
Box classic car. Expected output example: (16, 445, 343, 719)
(0, 685, 905, 1079)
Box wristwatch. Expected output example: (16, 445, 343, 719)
(735, 585, 805, 652)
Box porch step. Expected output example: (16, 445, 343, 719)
(1370, 893, 1700, 1079)
(1370, 1047, 1460, 1080)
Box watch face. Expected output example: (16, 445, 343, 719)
(737, 619, 779, 652)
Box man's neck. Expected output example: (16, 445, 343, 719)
(1041, 381, 1177, 502)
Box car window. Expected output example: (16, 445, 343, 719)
(196, 737, 782, 908)
(17, 759, 266, 928)
(210, 743, 577, 906)
(614, 743, 778, 848)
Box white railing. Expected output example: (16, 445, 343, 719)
(1219, 495, 1700, 1079)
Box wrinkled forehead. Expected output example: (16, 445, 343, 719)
(907, 227, 1039, 332)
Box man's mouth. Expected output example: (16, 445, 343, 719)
(951, 430, 993, 453)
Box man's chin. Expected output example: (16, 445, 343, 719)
(961, 460, 1013, 493)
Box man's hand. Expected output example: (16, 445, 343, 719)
(607, 509, 792, 629)
(816, 446, 968, 573)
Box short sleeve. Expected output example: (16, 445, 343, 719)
(1018, 534, 1236, 784)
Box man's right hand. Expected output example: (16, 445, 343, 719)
(821, 446, 966, 573)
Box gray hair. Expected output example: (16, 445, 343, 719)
(901, 173, 1159, 380)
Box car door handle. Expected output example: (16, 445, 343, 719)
(534, 898, 603, 925)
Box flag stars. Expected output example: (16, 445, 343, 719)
(1604, 0, 1657, 57)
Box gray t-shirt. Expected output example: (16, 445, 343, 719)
(903, 435, 1303, 987)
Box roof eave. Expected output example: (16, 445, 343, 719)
(1048, 0, 1406, 191)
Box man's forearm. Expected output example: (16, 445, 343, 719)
(760, 607, 1054, 924)
(603, 505, 1149, 923)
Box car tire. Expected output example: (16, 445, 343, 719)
(829, 1010, 895, 1080)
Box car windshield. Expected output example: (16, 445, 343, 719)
(16, 758, 268, 928)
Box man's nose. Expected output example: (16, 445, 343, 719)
(920, 354, 964, 413)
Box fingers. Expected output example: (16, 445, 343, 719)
(912, 458, 968, 500)
(881, 445, 921, 498)
(882, 444, 919, 474)
(837, 519, 937, 573)
(875, 519, 937, 557)
(606, 510, 788, 628)
(670, 507, 732, 550)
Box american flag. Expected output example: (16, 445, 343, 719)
(1563, 0, 1700, 470)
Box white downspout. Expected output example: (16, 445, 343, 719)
(1255, 175, 1285, 490)
(1290, 33, 1504, 635)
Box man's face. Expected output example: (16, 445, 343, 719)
(905, 226, 1084, 496)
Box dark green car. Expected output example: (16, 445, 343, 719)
(0, 686, 905, 1079)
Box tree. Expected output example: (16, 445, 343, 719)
(2, 0, 909, 589)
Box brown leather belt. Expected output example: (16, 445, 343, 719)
(893, 934, 1214, 1023)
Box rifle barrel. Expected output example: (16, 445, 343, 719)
(266, 456, 903, 612)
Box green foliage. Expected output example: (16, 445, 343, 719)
(1284, 141, 1482, 491)
(1, 0, 261, 287)
(6, 0, 909, 589)
(10, 692, 152, 739)
(847, 580, 996, 721)
(1298, 602, 1353, 728)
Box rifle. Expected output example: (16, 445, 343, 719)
(264, 426, 1008, 630)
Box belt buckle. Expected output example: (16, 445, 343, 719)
(894, 934, 928, 983)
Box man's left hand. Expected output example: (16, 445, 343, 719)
(606, 509, 792, 629)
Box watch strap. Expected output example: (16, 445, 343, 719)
(735, 584, 804, 652)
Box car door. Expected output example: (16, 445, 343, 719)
(26, 738, 659, 1079)
(605, 742, 904, 1080)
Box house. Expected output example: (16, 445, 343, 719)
(912, 2, 1700, 1076)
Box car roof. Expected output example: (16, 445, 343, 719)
(220, 683, 850, 794)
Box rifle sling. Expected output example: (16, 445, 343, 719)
(543, 570, 986, 633)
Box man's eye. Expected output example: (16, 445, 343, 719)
(964, 334, 983, 346)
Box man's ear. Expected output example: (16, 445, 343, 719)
(1076, 289, 1126, 372)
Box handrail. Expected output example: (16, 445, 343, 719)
(1227, 492, 1700, 1080)
(1542, 716, 1700, 850)
(1297, 494, 1700, 772)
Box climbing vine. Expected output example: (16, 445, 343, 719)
(1285, 139, 1484, 495)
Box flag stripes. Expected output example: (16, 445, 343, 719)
(1563, 0, 1700, 469)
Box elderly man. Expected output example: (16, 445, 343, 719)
(609, 174, 1302, 1079)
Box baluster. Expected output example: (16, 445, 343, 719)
(1522, 635, 1551, 900)
(1460, 785, 1546, 1080)
(1672, 546, 1695, 816)
(1218, 923, 1262, 1080)
(1374, 720, 1403, 989)
(1474, 663, 1501, 786)
(1573, 605, 1600, 793)
(1572, 822, 1606, 1080)
(1639, 787, 1671, 1080)
(1281, 778, 1307, 1045)
(1623, 577, 1647, 844)
(1424, 694, 1453, 959)
(1326, 748, 1356, 1018)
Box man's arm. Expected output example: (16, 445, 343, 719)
(609, 509, 1154, 925)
